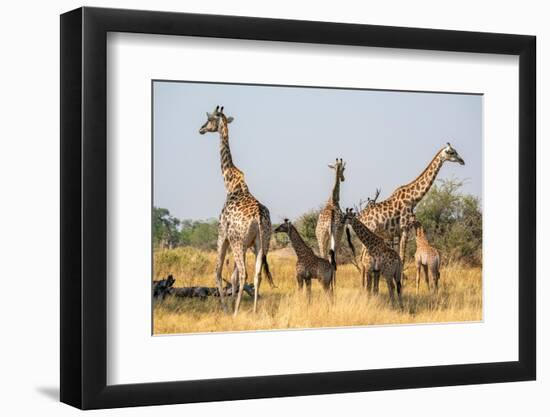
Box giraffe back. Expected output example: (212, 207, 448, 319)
(219, 189, 270, 250)
(358, 198, 404, 240)
(316, 202, 344, 257)
(415, 229, 440, 269)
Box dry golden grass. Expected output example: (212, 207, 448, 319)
(153, 247, 482, 334)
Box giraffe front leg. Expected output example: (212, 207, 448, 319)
(399, 229, 409, 281)
(365, 269, 373, 294)
(296, 273, 304, 291)
(305, 278, 312, 302)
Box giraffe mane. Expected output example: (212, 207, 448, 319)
(387, 146, 445, 199)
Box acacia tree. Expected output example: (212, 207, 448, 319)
(153, 207, 181, 249)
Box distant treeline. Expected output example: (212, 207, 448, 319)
(153, 208, 218, 250)
(154, 178, 482, 265)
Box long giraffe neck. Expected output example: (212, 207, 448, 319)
(349, 216, 380, 248)
(218, 116, 248, 194)
(416, 228, 429, 246)
(218, 118, 233, 172)
(288, 224, 314, 259)
(400, 150, 446, 204)
(329, 171, 341, 205)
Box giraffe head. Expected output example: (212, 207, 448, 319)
(342, 207, 356, 224)
(274, 219, 292, 234)
(410, 220, 425, 237)
(441, 142, 465, 165)
(198, 105, 234, 135)
(328, 158, 346, 182)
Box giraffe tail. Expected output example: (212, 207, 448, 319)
(329, 249, 337, 289)
(258, 214, 276, 289)
(262, 254, 276, 288)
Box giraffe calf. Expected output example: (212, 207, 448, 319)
(344, 208, 403, 308)
(413, 221, 441, 293)
(275, 219, 336, 299)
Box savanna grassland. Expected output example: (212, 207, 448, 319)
(153, 246, 482, 335)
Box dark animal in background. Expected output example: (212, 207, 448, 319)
(153, 275, 255, 301)
(153, 274, 175, 300)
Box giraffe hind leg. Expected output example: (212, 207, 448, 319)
(394, 265, 404, 309)
(423, 264, 430, 291)
(215, 237, 230, 313)
(431, 264, 440, 293)
(252, 246, 263, 313)
(232, 245, 248, 316)
(373, 271, 381, 295)
(385, 275, 395, 305)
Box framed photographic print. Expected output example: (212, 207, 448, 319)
(60, 6, 536, 410)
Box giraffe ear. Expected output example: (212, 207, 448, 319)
(328, 164, 335, 169)
(226, 116, 234, 124)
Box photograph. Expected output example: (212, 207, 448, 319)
(152, 80, 483, 335)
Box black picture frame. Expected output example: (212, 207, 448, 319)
(60, 6, 536, 410)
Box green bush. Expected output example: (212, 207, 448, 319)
(180, 219, 219, 250)
(294, 209, 320, 249)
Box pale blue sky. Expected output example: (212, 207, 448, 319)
(153, 81, 482, 221)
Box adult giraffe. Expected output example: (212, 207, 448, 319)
(358, 143, 465, 270)
(199, 106, 274, 315)
(316, 158, 346, 267)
